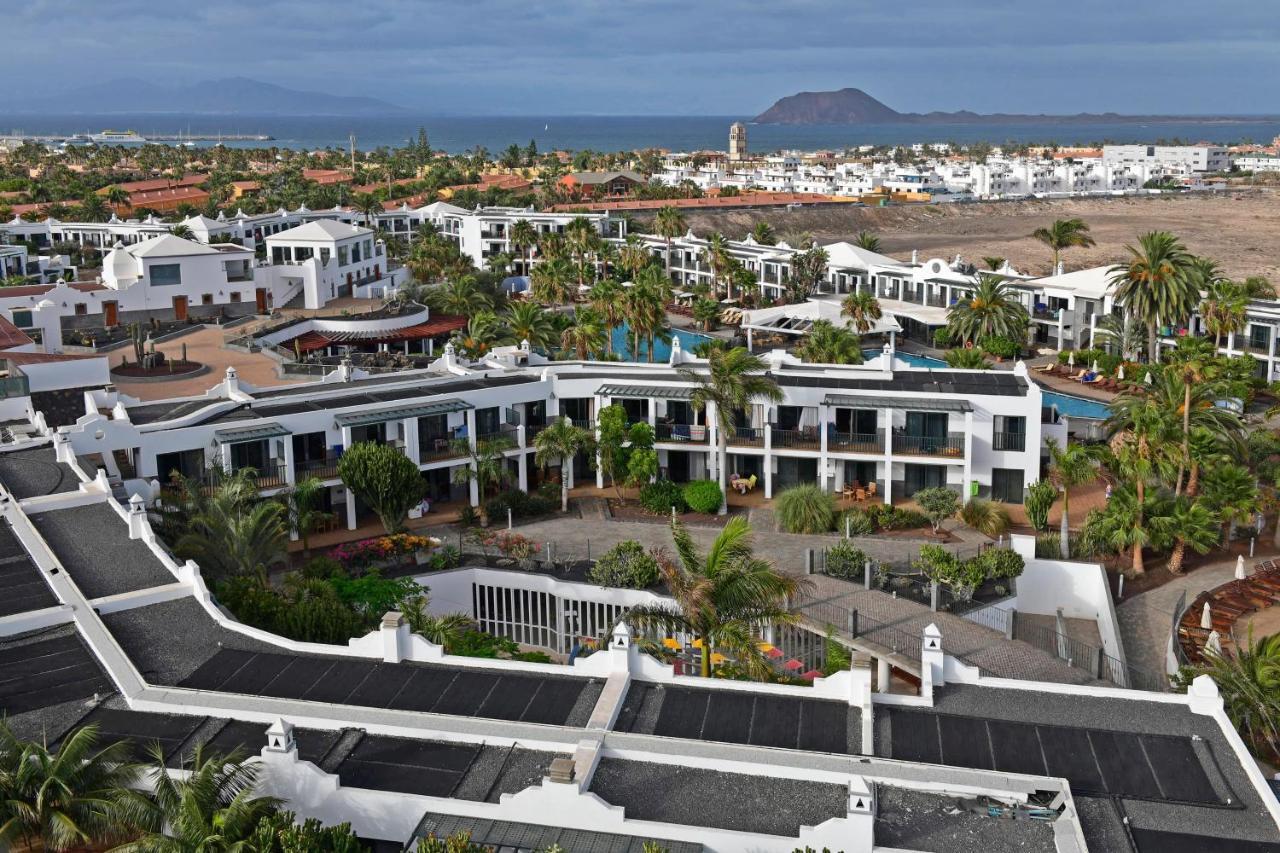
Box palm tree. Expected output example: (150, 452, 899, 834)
(1105, 392, 1180, 573)
(167, 474, 288, 582)
(794, 320, 863, 364)
(1080, 484, 1162, 574)
(853, 230, 881, 252)
(560, 307, 607, 359)
(945, 274, 1029, 345)
(400, 593, 472, 649)
(168, 223, 193, 240)
(943, 348, 991, 369)
(840, 291, 882, 333)
(616, 235, 651, 281)
(1156, 343, 1243, 494)
(505, 301, 555, 349)
(78, 192, 109, 222)
(530, 257, 574, 305)
(104, 185, 129, 211)
(624, 518, 807, 677)
(622, 273, 667, 363)
(426, 277, 493, 315)
(679, 347, 783, 514)
(353, 191, 382, 228)
(752, 221, 776, 245)
(510, 218, 537, 275)
(1202, 462, 1259, 545)
(278, 477, 332, 559)
(533, 417, 595, 512)
(1092, 312, 1144, 359)
(1200, 279, 1248, 349)
(1182, 628, 1280, 759)
(588, 278, 625, 354)
(701, 232, 731, 299)
(654, 206, 686, 275)
(1108, 231, 1197, 363)
(981, 256, 1007, 271)
(0, 723, 147, 852)
(1151, 495, 1218, 574)
(1045, 437, 1109, 558)
(118, 745, 282, 851)
(1031, 218, 1095, 272)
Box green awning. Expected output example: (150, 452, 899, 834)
(822, 394, 972, 412)
(213, 423, 290, 443)
(334, 398, 471, 428)
(597, 384, 693, 400)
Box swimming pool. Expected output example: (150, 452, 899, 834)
(865, 349, 1112, 420)
(609, 323, 713, 362)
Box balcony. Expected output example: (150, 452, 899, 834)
(526, 421, 549, 440)
(477, 424, 520, 447)
(570, 418, 595, 432)
(925, 294, 946, 308)
(179, 462, 290, 494)
(993, 431, 1026, 452)
(1244, 338, 1272, 355)
(419, 435, 469, 463)
(296, 454, 341, 480)
(770, 428, 821, 451)
(892, 432, 965, 457)
(829, 430, 884, 453)
(655, 423, 709, 444)
(726, 426, 765, 448)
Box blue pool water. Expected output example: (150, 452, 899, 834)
(866, 349, 1112, 420)
(610, 323, 713, 362)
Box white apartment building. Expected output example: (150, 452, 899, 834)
(1232, 153, 1280, 172)
(1103, 144, 1229, 174)
(416, 204, 622, 272)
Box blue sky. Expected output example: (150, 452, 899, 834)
(5, 0, 1277, 115)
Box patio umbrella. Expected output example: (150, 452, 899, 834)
(801, 669, 824, 680)
(1116, 365, 1125, 381)
(784, 658, 804, 671)
(1201, 602, 1213, 630)
(1236, 555, 1247, 580)
(710, 652, 728, 665)
(691, 638, 704, 649)
(765, 646, 785, 659)
(1144, 372, 1153, 385)
(662, 637, 681, 650)
(1091, 360, 1099, 373)
(1067, 351, 1075, 367)
(1206, 630, 1222, 655)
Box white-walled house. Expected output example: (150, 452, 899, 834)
(263, 220, 404, 307)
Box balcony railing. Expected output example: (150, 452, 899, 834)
(526, 421, 549, 440)
(726, 426, 765, 448)
(993, 431, 1026, 452)
(925, 294, 946, 308)
(477, 424, 520, 446)
(419, 435, 469, 462)
(570, 418, 594, 431)
(770, 428, 821, 450)
(182, 462, 289, 493)
(655, 422, 709, 443)
(296, 454, 341, 480)
(893, 432, 965, 457)
(829, 431, 884, 453)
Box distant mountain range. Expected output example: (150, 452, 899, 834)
(753, 87, 1274, 125)
(4, 77, 405, 116)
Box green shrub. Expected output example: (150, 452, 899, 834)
(914, 544, 985, 602)
(513, 650, 553, 663)
(841, 508, 875, 536)
(639, 480, 687, 515)
(944, 348, 991, 369)
(484, 487, 556, 522)
(882, 507, 928, 530)
(933, 327, 953, 348)
(980, 335, 1020, 358)
(300, 556, 344, 580)
(959, 498, 1011, 537)
(457, 504, 478, 526)
(450, 629, 519, 658)
(1035, 533, 1061, 559)
(825, 540, 867, 581)
(589, 540, 661, 589)
(683, 479, 724, 514)
(1024, 480, 1057, 531)
(775, 484, 837, 533)
(977, 547, 1025, 580)
(914, 486, 960, 533)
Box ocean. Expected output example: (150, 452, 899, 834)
(5, 113, 1280, 153)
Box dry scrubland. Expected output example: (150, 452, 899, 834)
(648, 190, 1280, 280)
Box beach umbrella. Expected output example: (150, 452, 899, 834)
(1144, 372, 1153, 385)
(784, 658, 804, 671)
(801, 669, 824, 680)
(1091, 360, 1099, 373)
(1236, 555, 1247, 580)
(1201, 602, 1213, 630)
(1067, 351, 1075, 367)
(710, 652, 728, 665)
(1116, 365, 1125, 381)
(766, 646, 785, 659)
(1206, 630, 1222, 656)
(662, 637, 680, 650)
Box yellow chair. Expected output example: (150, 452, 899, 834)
(662, 637, 680, 650)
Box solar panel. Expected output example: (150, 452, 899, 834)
(653, 688, 709, 738)
(477, 675, 541, 721)
(257, 655, 335, 699)
(1142, 734, 1224, 805)
(748, 695, 801, 750)
(338, 735, 482, 798)
(180, 648, 255, 690)
(798, 699, 848, 754)
(701, 691, 754, 744)
(988, 719, 1047, 777)
(1090, 730, 1162, 800)
(1131, 828, 1280, 853)
(300, 658, 377, 704)
(0, 556, 58, 617)
(431, 671, 500, 716)
(888, 708, 941, 764)
(0, 634, 111, 714)
(65, 708, 203, 763)
(520, 679, 585, 725)
(939, 714, 994, 770)
(346, 663, 414, 708)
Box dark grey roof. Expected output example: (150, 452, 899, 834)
(775, 367, 1028, 398)
(333, 398, 470, 428)
(30, 503, 175, 599)
(823, 393, 972, 412)
(412, 812, 704, 853)
(0, 446, 81, 499)
(212, 422, 290, 443)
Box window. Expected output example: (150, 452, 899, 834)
(74, 303, 87, 315)
(150, 263, 182, 286)
(320, 248, 331, 265)
(993, 416, 1026, 451)
(338, 246, 349, 266)
(201, 294, 213, 305)
(992, 469, 1024, 503)
(294, 247, 313, 262)
(229, 292, 240, 302)
(10, 310, 31, 328)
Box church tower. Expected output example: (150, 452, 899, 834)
(729, 122, 747, 161)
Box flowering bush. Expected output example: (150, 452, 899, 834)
(330, 533, 439, 570)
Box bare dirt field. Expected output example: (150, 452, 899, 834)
(642, 190, 1280, 280)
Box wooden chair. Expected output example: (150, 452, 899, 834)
(867, 482, 878, 498)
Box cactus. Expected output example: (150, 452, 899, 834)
(129, 323, 144, 365)
(180, 342, 188, 365)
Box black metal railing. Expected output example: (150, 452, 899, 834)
(829, 431, 883, 453)
(770, 428, 821, 450)
(420, 435, 468, 462)
(655, 422, 708, 443)
(295, 454, 340, 480)
(893, 432, 965, 456)
(993, 431, 1026, 452)
(726, 426, 765, 447)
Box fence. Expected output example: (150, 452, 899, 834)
(962, 598, 1014, 636)
(1010, 611, 1170, 692)
(1170, 588, 1190, 668)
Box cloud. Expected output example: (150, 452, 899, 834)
(3, 0, 1278, 114)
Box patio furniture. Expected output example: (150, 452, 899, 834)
(867, 482, 877, 497)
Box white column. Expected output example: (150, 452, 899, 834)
(282, 436, 296, 486)
(962, 411, 974, 502)
(763, 415, 773, 498)
(595, 395, 606, 489)
(403, 417, 420, 465)
(876, 657, 891, 693)
(344, 487, 357, 530)
(517, 451, 529, 492)
(818, 404, 830, 492)
(882, 407, 893, 505)
(746, 327, 753, 351)
(465, 409, 479, 506)
(219, 442, 232, 472)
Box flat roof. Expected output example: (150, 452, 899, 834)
(30, 502, 175, 599)
(0, 446, 81, 499)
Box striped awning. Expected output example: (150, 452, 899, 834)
(822, 394, 972, 412)
(597, 383, 694, 400)
(213, 423, 290, 443)
(334, 398, 471, 428)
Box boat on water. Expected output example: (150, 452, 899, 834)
(89, 129, 147, 144)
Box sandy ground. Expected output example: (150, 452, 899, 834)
(657, 190, 1280, 280)
(109, 325, 304, 401)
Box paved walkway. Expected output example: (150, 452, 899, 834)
(111, 325, 304, 401)
(1114, 555, 1280, 677)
